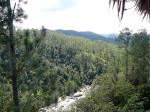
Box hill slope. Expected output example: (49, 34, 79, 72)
(56, 29, 115, 42)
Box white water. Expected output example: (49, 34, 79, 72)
(38, 85, 91, 112)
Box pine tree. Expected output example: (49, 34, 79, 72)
(0, 1, 46, 111)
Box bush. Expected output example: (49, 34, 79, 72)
(121, 94, 144, 112)
(113, 80, 136, 106)
(65, 80, 78, 95)
(138, 85, 150, 109)
(74, 97, 97, 112)
(71, 74, 117, 112)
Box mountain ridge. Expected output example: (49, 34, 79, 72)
(55, 29, 116, 42)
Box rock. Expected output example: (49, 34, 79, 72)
(73, 92, 83, 97)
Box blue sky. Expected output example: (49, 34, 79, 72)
(16, 0, 150, 34)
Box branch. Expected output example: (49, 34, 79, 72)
(12, 3, 16, 19)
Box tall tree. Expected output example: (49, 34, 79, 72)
(0, 0, 27, 111)
(129, 30, 150, 85)
(116, 28, 132, 81)
(0, 1, 46, 111)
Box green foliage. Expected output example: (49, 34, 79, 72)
(121, 94, 144, 112)
(71, 74, 117, 112)
(73, 29, 150, 112)
(1, 26, 149, 112)
(0, 30, 115, 111)
(137, 85, 150, 110)
(113, 80, 136, 106)
(129, 31, 150, 85)
(73, 74, 149, 112)
(65, 80, 78, 95)
(74, 97, 97, 112)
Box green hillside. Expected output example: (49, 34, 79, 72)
(56, 29, 115, 42)
(0, 29, 119, 111)
(1, 1, 150, 112)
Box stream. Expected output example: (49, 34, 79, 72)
(38, 85, 91, 112)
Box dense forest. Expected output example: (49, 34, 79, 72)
(0, 0, 150, 112)
(1, 28, 150, 112)
(0, 29, 119, 111)
(71, 28, 150, 112)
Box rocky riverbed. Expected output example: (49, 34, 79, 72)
(38, 85, 91, 112)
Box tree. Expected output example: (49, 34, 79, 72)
(0, 0, 27, 111)
(116, 28, 132, 81)
(0, 1, 46, 111)
(109, 0, 150, 20)
(129, 30, 150, 85)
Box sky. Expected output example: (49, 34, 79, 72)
(16, 0, 150, 34)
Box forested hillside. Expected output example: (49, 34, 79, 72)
(0, 29, 119, 111)
(1, 28, 150, 112)
(1, 0, 150, 112)
(56, 29, 115, 42)
(71, 28, 150, 112)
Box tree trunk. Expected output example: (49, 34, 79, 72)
(125, 48, 128, 81)
(7, 0, 20, 111)
(125, 35, 129, 82)
(12, 75, 19, 112)
(125, 36, 129, 82)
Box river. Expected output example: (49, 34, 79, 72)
(38, 85, 91, 112)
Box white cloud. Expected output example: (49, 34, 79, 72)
(16, 0, 150, 34)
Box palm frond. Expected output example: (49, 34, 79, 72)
(109, 0, 126, 20)
(135, 0, 150, 19)
(109, 0, 150, 20)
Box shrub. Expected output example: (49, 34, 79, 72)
(121, 93, 144, 112)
